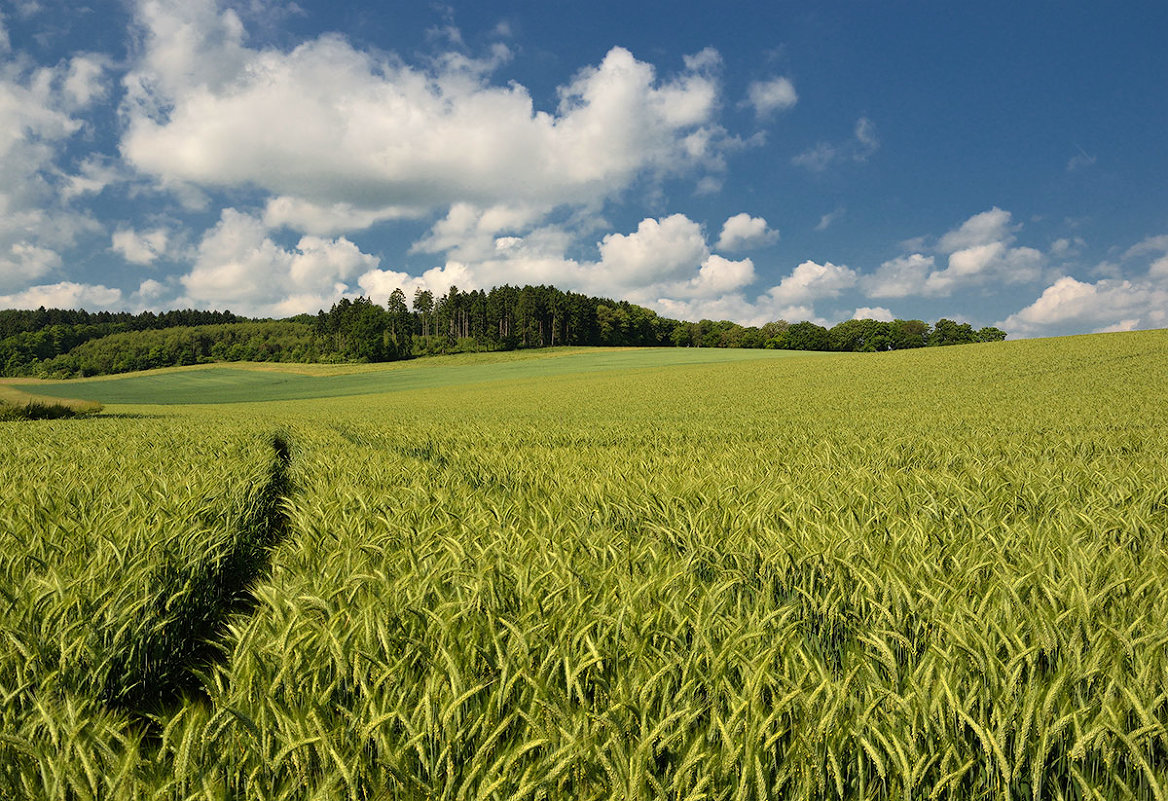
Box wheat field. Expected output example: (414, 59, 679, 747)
(3, 332, 1167, 800)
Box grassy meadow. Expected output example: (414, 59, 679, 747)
(2, 332, 1167, 799)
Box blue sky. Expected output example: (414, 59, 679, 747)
(1, 0, 1165, 337)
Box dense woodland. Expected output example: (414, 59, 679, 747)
(0, 284, 1006, 378)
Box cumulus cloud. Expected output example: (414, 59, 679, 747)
(637, 257, 844, 328)
(0, 281, 122, 310)
(865, 208, 1044, 298)
(1001, 275, 1168, 337)
(135, 277, 167, 302)
(766, 260, 857, 306)
(924, 242, 1043, 295)
(936, 207, 1015, 252)
(678, 254, 755, 297)
(411, 203, 545, 262)
(1000, 232, 1168, 336)
(746, 76, 797, 117)
(853, 306, 894, 322)
(716, 213, 778, 251)
(357, 262, 481, 303)
(591, 214, 710, 290)
(863, 254, 934, 298)
(177, 209, 380, 315)
(111, 227, 170, 265)
(120, 1, 727, 231)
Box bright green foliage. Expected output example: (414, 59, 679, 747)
(2, 330, 1168, 799)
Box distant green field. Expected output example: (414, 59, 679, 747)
(15, 346, 816, 404)
(4, 329, 1168, 800)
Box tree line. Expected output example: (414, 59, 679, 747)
(1, 284, 1007, 378)
(0, 308, 244, 375)
(314, 284, 1005, 360)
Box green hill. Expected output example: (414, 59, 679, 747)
(14, 346, 820, 405)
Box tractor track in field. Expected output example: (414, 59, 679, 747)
(94, 432, 295, 715)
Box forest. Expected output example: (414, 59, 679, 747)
(0, 283, 1006, 378)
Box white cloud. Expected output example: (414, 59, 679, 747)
(767, 259, 857, 306)
(924, 243, 1043, 295)
(126, 0, 250, 101)
(863, 254, 934, 298)
(746, 76, 797, 117)
(177, 208, 380, 315)
(0, 281, 122, 310)
(629, 254, 755, 306)
(853, 306, 894, 322)
(411, 203, 545, 262)
(592, 214, 709, 290)
(111, 227, 170, 265)
(684, 47, 722, 72)
(651, 293, 793, 326)
(1000, 231, 1168, 336)
(937, 207, 1015, 252)
(865, 208, 1044, 298)
(121, 2, 726, 229)
(62, 55, 109, 108)
(358, 262, 479, 302)
(681, 255, 755, 297)
(716, 213, 778, 251)
(1001, 275, 1168, 337)
(0, 242, 62, 291)
(136, 278, 167, 301)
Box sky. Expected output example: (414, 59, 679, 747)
(1, 0, 1166, 337)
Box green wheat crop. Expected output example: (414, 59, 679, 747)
(2, 330, 1167, 799)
